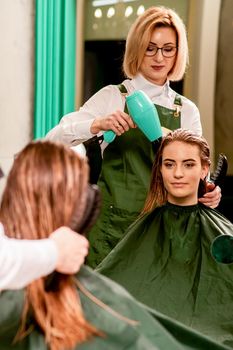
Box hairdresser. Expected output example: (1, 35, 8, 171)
(46, 6, 221, 267)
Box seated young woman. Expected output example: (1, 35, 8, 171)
(1, 139, 230, 350)
(97, 129, 233, 348)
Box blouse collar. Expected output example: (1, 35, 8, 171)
(130, 73, 171, 99)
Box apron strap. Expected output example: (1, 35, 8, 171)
(84, 83, 129, 184)
(117, 84, 129, 114)
(117, 83, 128, 94)
(173, 94, 182, 117)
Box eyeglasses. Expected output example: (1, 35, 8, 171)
(145, 45, 178, 58)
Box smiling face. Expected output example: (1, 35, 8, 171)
(140, 26, 177, 85)
(160, 141, 209, 205)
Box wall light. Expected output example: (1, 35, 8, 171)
(107, 7, 115, 18)
(137, 5, 145, 16)
(125, 5, 133, 18)
(94, 8, 102, 18)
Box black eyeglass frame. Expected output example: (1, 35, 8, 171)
(145, 45, 178, 58)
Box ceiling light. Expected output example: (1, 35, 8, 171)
(92, 0, 137, 7)
(94, 8, 102, 18)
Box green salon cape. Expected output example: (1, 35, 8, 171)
(0, 265, 230, 350)
(97, 203, 233, 348)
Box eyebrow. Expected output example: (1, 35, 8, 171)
(163, 158, 197, 162)
(149, 41, 176, 46)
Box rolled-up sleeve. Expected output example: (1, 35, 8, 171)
(0, 223, 58, 290)
(45, 85, 124, 146)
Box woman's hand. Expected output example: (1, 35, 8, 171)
(90, 110, 136, 136)
(198, 182, 222, 209)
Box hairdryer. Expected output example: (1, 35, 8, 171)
(103, 90, 162, 147)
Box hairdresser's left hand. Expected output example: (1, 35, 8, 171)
(50, 227, 89, 274)
(198, 182, 222, 209)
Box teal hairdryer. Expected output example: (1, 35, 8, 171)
(104, 90, 162, 148)
(126, 90, 162, 148)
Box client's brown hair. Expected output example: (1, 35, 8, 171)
(0, 141, 100, 350)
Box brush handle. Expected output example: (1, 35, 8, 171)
(210, 153, 228, 188)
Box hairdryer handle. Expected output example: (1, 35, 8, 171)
(103, 130, 116, 143)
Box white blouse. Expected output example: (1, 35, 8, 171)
(0, 223, 57, 290)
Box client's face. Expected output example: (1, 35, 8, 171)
(160, 141, 208, 206)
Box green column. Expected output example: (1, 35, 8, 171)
(34, 0, 76, 138)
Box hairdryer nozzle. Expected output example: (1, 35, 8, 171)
(211, 235, 233, 264)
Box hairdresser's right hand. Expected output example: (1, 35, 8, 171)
(90, 111, 136, 136)
(50, 227, 89, 274)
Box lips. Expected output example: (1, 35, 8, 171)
(171, 183, 187, 188)
(151, 65, 164, 71)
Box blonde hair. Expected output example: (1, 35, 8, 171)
(123, 6, 188, 81)
(142, 129, 211, 213)
(0, 141, 100, 350)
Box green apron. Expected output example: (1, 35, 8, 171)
(0, 266, 230, 350)
(97, 203, 233, 348)
(87, 84, 181, 268)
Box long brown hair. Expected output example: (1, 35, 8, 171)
(0, 141, 100, 349)
(142, 129, 211, 213)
